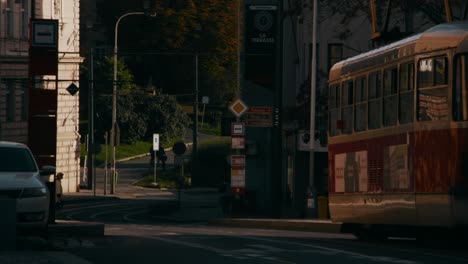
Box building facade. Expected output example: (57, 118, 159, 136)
(0, 0, 82, 193)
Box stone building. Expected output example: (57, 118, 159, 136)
(0, 0, 82, 193)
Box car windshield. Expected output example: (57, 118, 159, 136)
(0, 147, 38, 172)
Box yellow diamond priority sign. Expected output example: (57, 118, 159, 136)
(229, 99, 248, 117)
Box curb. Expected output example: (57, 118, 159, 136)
(209, 218, 343, 233)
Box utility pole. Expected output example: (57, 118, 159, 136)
(272, 0, 284, 217)
(88, 48, 95, 194)
(193, 53, 199, 157)
(309, 0, 318, 218)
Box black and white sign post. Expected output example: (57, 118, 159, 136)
(153, 134, 159, 185)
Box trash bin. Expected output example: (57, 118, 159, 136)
(317, 196, 329, 219)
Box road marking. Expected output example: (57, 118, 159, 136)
(51, 239, 95, 249)
(235, 235, 420, 264)
(140, 235, 296, 264)
(89, 205, 146, 220)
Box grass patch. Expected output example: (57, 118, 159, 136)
(81, 141, 152, 165)
(198, 123, 220, 136)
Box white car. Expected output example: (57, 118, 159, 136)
(0, 141, 54, 234)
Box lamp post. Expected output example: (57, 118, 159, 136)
(111, 11, 155, 194)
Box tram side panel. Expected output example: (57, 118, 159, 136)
(328, 133, 417, 226)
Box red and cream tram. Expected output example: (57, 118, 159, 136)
(328, 22, 468, 236)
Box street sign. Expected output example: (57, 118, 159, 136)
(231, 155, 246, 167)
(231, 155, 246, 192)
(172, 142, 187, 156)
(66, 83, 79, 96)
(229, 99, 248, 117)
(245, 107, 273, 127)
(31, 19, 58, 47)
(231, 122, 245, 136)
(231, 136, 245, 149)
(153, 134, 159, 151)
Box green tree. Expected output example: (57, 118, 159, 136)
(96, 0, 239, 106)
(91, 57, 190, 144)
(93, 56, 135, 95)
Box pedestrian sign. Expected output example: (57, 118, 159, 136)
(153, 134, 159, 151)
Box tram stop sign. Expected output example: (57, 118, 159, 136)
(172, 142, 187, 156)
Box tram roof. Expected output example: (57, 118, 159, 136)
(329, 22, 468, 82)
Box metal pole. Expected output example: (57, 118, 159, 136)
(90, 48, 96, 196)
(237, 0, 242, 97)
(309, 0, 318, 218)
(193, 54, 199, 156)
(104, 131, 108, 195)
(111, 12, 144, 195)
(153, 155, 157, 184)
(201, 103, 206, 127)
(272, 0, 284, 217)
(444, 0, 453, 23)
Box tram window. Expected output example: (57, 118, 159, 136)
(329, 84, 340, 109)
(434, 58, 447, 85)
(400, 63, 414, 124)
(369, 71, 382, 129)
(384, 68, 398, 96)
(342, 80, 353, 106)
(342, 80, 353, 134)
(418, 57, 448, 121)
(355, 77, 367, 102)
(369, 71, 382, 99)
(355, 76, 367, 132)
(384, 68, 398, 126)
(400, 63, 414, 92)
(453, 54, 468, 121)
(418, 87, 448, 121)
(329, 84, 341, 136)
(418, 57, 447, 87)
(418, 59, 434, 88)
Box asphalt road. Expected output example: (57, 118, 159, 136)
(47, 146, 468, 264)
(53, 193, 468, 264)
(48, 219, 468, 264)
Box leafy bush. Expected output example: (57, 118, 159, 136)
(190, 137, 230, 187)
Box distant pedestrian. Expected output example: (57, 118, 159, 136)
(149, 147, 155, 169)
(219, 182, 233, 217)
(156, 146, 167, 171)
(55, 172, 64, 209)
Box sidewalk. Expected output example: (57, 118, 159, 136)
(61, 152, 344, 234)
(67, 152, 343, 231)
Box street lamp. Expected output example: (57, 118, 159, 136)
(110, 11, 156, 194)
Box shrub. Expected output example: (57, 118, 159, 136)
(190, 137, 230, 187)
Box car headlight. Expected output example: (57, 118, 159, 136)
(21, 187, 48, 198)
